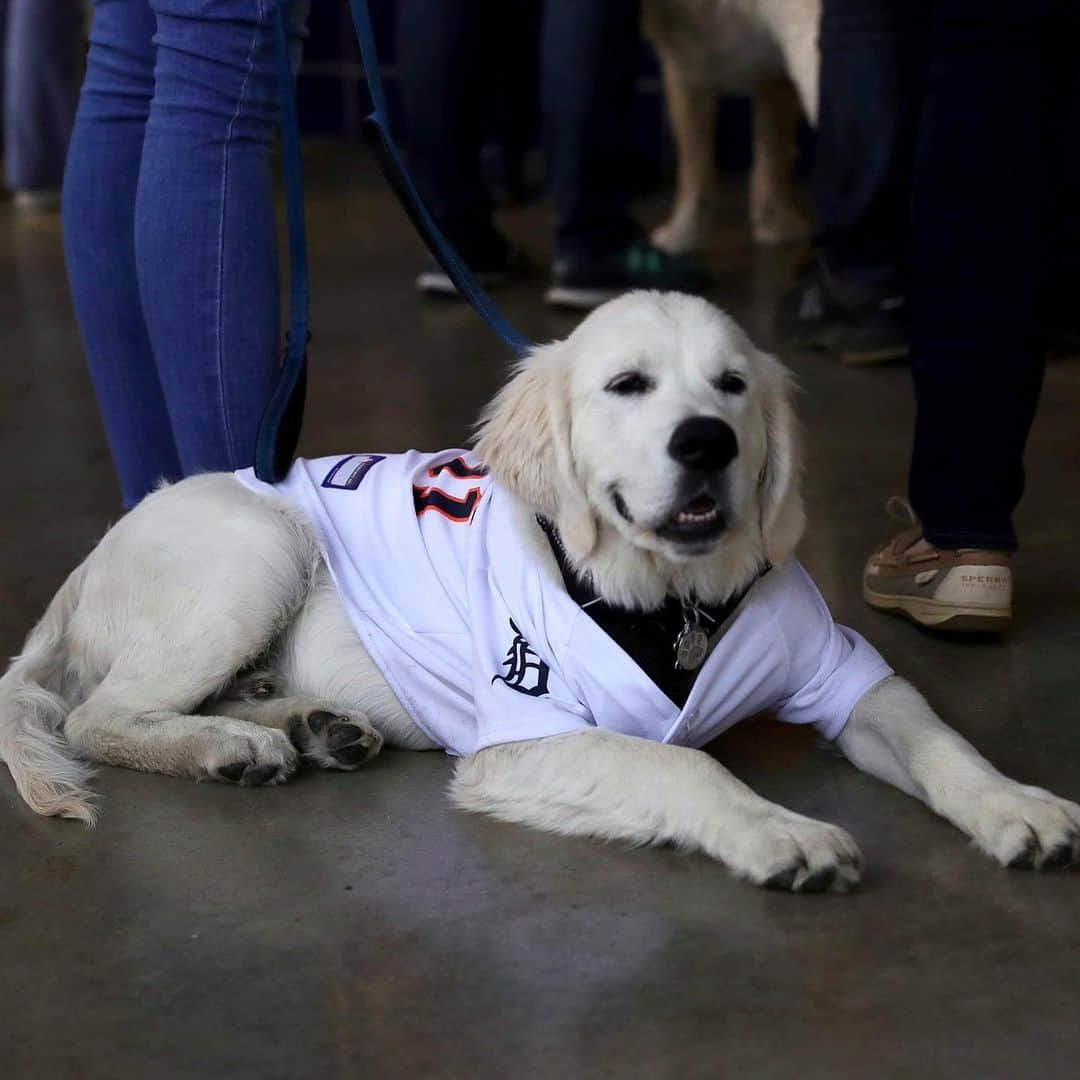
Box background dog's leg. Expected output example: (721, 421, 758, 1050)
(749, 78, 811, 246)
(451, 730, 861, 892)
(770, 0, 820, 126)
(207, 681, 382, 771)
(651, 55, 718, 256)
(839, 677, 1080, 869)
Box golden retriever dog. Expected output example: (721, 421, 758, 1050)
(644, 0, 819, 251)
(2, 293, 1077, 891)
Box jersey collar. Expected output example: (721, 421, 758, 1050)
(536, 516, 769, 709)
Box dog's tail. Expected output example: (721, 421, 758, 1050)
(0, 564, 97, 824)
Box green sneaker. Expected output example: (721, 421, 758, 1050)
(545, 242, 713, 310)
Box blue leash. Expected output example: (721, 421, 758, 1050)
(255, 0, 532, 483)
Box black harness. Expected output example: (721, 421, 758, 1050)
(537, 517, 769, 708)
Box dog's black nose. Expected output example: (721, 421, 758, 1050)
(667, 416, 738, 472)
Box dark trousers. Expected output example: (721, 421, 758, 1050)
(818, 0, 1072, 550)
(814, 0, 925, 287)
(396, 0, 640, 260)
(0, 0, 82, 191)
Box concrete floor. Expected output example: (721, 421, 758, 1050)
(2, 144, 1079, 1079)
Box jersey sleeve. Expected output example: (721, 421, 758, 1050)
(769, 562, 894, 740)
(469, 572, 595, 753)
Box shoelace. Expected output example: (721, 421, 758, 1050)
(885, 494, 920, 528)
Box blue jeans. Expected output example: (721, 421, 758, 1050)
(62, 0, 307, 509)
(1, 0, 81, 191)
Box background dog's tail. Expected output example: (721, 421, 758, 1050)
(0, 565, 97, 824)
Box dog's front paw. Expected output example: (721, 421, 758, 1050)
(205, 724, 298, 787)
(287, 708, 383, 770)
(732, 813, 862, 893)
(968, 783, 1080, 870)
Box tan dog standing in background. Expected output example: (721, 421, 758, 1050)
(644, 0, 820, 251)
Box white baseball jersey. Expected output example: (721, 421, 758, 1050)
(236, 452, 892, 756)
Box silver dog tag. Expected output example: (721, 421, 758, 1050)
(674, 626, 709, 671)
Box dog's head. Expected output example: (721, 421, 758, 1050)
(474, 292, 804, 608)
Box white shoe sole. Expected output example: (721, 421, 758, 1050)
(544, 285, 622, 310)
(13, 189, 61, 212)
(416, 269, 460, 296)
(417, 269, 512, 296)
(863, 583, 1012, 632)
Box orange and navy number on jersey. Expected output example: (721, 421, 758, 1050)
(426, 457, 489, 481)
(413, 456, 489, 523)
(319, 453, 488, 524)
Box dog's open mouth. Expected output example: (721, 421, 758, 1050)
(655, 493, 727, 543)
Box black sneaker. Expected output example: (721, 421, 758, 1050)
(781, 258, 909, 365)
(416, 241, 530, 297)
(545, 242, 713, 310)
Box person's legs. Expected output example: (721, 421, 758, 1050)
(541, 0, 640, 259)
(484, 0, 543, 205)
(541, 0, 711, 309)
(3, 0, 82, 194)
(864, 0, 1059, 632)
(814, 0, 928, 287)
(135, 0, 307, 477)
(62, 0, 182, 509)
(785, 0, 926, 363)
(1046, 3, 1080, 356)
(908, 1, 1054, 551)
(396, 0, 505, 267)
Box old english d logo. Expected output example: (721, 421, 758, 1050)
(492, 619, 551, 698)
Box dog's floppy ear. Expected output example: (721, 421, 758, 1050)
(474, 343, 597, 556)
(756, 351, 805, 564)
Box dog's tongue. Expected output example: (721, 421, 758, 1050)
(684, 494, 716, 514)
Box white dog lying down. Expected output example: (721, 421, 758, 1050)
(2, 292, 1077, 891)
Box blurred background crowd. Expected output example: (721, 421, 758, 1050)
(2, 0, 1077, 632)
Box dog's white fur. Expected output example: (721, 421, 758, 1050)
(644, 0, 820, 251)
(2, 293, 1077, 890)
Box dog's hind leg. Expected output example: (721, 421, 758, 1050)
(206, 675, 383, 771)
(54, 474, 319, 792)
(63, 678, 298, 786)
(204, 561, 423, 769)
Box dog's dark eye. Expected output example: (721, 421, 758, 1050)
(605, 371, 654, 396)
(714, 371, 747, 395)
